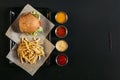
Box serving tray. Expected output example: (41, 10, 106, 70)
(9, 7, 52, 66)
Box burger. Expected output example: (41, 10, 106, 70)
(18, 11, 43, 35)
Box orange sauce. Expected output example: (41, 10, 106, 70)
(55, 11, 68, 24)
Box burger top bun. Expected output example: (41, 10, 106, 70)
(19, 12, 41, 33)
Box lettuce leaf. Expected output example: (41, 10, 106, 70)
(29, 27, 43, 36)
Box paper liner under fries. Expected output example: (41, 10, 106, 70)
(6, 39, 55, 76)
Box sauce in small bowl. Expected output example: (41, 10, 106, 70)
(55, 40, 68, 52)
(55, 25, 68, 38)
(56, 54, 68, 66)
(55, 11, 68, 24)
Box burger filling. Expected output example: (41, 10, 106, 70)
(30, 11, 43, 36)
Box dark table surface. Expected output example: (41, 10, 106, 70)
(0, 0, 120, 80)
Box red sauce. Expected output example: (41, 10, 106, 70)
(56, 54, 68, 66)
(55, 26, 67, 38)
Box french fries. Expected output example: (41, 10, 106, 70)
(17, 37, 45, 64)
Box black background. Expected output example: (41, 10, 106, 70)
(0, 0, 120, 80)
